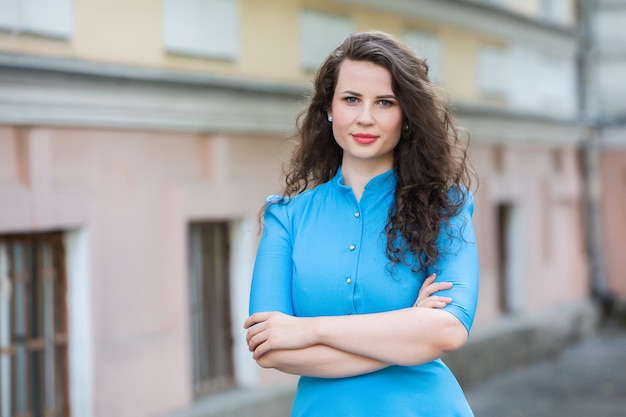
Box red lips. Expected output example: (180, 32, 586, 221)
(352, 133, 377, 145)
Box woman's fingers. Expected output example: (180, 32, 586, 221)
(244, 311, 314, 358)
(252, 338, 271, 359)
(243, 311, 271, 329)
(246, 321, 264, 346)
(417, 273, 437, 295)
(245, 313, 271, 352)
(247, 327, 268, 353)
(418, 274, 452, 296)
(415, 273, 453, 308)
(423, 273, 437, 285)
(416, 296, 453, 309)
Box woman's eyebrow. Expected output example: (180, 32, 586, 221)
(339, 90, 362, 96)
(339, 90, 397, 100)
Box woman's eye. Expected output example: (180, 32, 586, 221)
(379, 100, 393, 107)
(345, 97, 358, 104)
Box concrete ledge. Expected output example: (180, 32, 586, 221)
(444, 299, 601, 389)
(167, 387, 295, 417)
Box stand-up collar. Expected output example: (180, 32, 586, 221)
(332, 166, 397, 195)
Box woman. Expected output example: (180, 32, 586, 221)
(245, 31, 479, 417)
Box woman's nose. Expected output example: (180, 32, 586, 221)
(357, 104, 375, 125)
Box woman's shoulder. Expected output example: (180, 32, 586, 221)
(265, 181, 333, 207)
(265, 183, 329, 226)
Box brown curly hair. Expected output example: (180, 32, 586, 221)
(279, 31, 475, 272)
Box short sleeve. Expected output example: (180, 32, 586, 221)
(427, 191, 479, 332)
(248, 197, 295, 315)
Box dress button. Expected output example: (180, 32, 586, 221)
(354, 212, 360, 218)
(349, 244, 356, 251)
(346, 277, 351, 284)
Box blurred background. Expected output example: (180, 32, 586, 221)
(0, 0, 625, 416)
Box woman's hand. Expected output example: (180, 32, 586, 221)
(414, 273, 453, 308)
(244, 311, 316, 359)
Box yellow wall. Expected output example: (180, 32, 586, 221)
(239, 0, 301, 81)
(73, 0, 162, 64)
(0, 0, 514, 102)
(507, 0, 541, 19)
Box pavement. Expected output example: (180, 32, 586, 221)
(465, 321, 626, 417)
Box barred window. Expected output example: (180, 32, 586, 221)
(0, 232, 70, 417)
(188, 222, 235, 398)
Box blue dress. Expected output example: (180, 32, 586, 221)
(249, 168, 479, 417)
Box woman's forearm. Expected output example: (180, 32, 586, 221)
(256, 344, 389, 378)
(313, 307, 468, 366)
(246, 307, 468, 368)
(246, 276, 468, 370)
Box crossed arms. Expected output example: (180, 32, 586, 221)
(244, 274, 468, 378)
(245, 194, 479, 379)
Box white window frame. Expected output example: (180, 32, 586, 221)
(403, 30, 444, 84)
(65, 230, 94, 417)
(541, 0, 569, 25)
(162, 0, 239, 61)
(0, 0, 72, 39)
(299, 10, 353, 71)
(478, 45, 510, 97)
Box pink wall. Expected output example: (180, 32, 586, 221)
(470, 144, 589, 324)
(0, 125, 592, 416)
(0, 125, 287, 417)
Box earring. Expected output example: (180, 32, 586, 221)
(328, 116, 333, 123)
(403, 124, 409, 131)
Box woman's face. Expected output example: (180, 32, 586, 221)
(328, 59, 403, 172)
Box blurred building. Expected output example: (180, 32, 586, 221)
(581, 0, 626, 307)
(0, 1, 597, 417)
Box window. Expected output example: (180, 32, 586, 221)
(188, 222, 234, 398)
(496, 204, 513, 314)
(162, 0, 239, 60)
(478, 45, 510, 97)
(541, 0, 568, 24)
(403, 30, 444, 84)
(506, 45, 576, 117)
(299, 10, 353, 71)
(0, 232, 70, 417)
(496, 202, 525, 314)
(0, 0, 72, 39)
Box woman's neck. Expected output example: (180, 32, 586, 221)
(341, 160, 393, 202)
